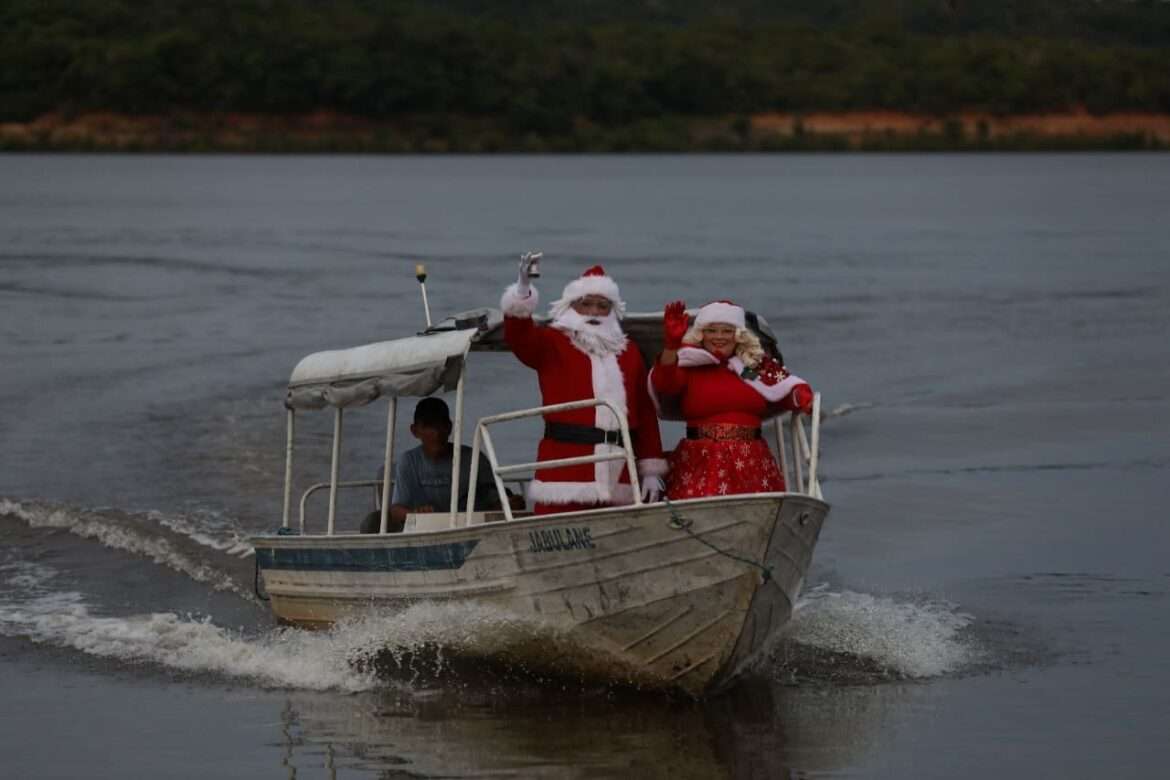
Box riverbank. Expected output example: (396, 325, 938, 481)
(2, 110, 1167, 153)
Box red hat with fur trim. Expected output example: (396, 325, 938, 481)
(555, 265, 623, 311)
(693, 299, 746, 329)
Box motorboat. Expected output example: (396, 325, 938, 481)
(252, 296, 828, 696)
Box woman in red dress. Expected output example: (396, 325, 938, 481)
(649, 300, 813, 499)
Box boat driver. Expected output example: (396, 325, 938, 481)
(360, 397, 523, 533)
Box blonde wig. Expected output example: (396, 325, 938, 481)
(681, 324, 766, 369)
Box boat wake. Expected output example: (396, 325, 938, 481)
(1, 566, 980, 695)
(824, 401, 875, 419)
(0, 503, 978, 695)
(0, 498, 254, 599)
(0, 559, 374, 690)
(0, 558, 582, 693)
(338, 602, 594, 688)
(768, 585, 979, 684)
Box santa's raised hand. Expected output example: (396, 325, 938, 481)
(517, 251, 541, 295)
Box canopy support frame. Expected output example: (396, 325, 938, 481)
(282, 410, 295, 529)
(448, 356, 468, 528)
(327, 407, 343, 536)
(379, 398, 397, 534)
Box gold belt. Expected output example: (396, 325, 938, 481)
(685, 424, 761, 441)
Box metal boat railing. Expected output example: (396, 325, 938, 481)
(291, 392, 822, 535)
(466, 398, 641, 525)
(465, 392, 824, 526)
(298, 479, 386, 534)
(298, 476, 533, 535)
(771, 392, 823, 499)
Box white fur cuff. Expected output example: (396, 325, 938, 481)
(637, 458, 669, 478)
(501, 282, 539, 318)
(528, 480, 635, 506)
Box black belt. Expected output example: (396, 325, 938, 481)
(545, 422, 624, 446)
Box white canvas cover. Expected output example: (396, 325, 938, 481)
(285, 329, 476, 410)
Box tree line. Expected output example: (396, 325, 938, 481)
(3, 0, 1169, 131)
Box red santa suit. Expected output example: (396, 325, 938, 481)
(501, 267, 666, 515)
(649, 302, 811, 499)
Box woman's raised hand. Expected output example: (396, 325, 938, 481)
(663, 300, 689, 350)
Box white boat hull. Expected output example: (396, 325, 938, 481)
(253, 492, 827, 696)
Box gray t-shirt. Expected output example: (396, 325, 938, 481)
(389, 445, 499, 512)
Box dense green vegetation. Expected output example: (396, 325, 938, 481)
(2, 0, 1168, 149)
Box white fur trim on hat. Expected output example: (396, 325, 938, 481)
(553, 265, 623, 317)
(501, 282, 539, 318)
(694, 301, 745, 330)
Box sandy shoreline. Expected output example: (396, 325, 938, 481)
(2, 110, 1168, 152)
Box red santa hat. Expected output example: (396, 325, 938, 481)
(559, 265, 621, 305)
(693, 299, 746, 330)
(550, 264, 626, 318)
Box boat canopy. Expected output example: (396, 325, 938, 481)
(284, 306, 783, 410)
(286, 328, 476, 410)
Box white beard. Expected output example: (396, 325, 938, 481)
(550, 309, 629, 357)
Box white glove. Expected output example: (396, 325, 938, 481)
(640, 475, 664, 503)
(517, 251, 541, 296)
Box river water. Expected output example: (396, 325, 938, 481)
(1, 153, 1168, 778)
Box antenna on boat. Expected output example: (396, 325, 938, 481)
(415, 263, 433, 328)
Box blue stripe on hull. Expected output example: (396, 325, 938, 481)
(255, 540, 479, 572)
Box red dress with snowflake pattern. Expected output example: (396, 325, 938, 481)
(650, 357, 808, 499)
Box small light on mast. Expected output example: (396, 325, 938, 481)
(415, 262, 432, 328)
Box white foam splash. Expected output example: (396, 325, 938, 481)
(0, 571, 563, 693)
(788, 587, 977, 678)
(0, 499, 250, 598)
(0, 589, 376, 692)
(335, 601, 561, 666)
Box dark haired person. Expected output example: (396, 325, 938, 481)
(360, 398, 521, 533)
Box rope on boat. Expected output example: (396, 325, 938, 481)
(663, 497, 775, 584)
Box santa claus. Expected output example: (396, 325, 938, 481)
(500, 256, 667, 515)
